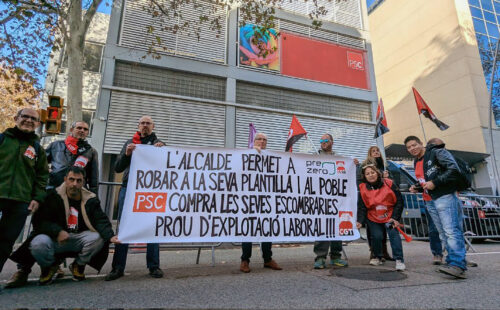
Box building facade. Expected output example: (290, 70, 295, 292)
(92, 0, 380, 213)
(368, 0, 500, 194)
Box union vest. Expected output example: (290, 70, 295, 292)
(359, 179, 396, 223)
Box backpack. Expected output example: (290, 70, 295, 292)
(0, 133, 41, 163)
(451, 154, 473, 191)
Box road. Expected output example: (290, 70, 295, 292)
(1, 240, 499, 308)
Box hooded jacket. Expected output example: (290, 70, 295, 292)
(10, 183, 115, 271)
(46, 139, 99, 193)
(413, 143, 461, 200)
(0, 127, 49, 203)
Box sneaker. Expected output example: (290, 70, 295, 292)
(70, 262, 86, 281)
(438, 265, 467, 279)
(39, 264, 60, 285)
(105, 268, 124, 281)
(467, 260, 478, 267)
(313, 258, 326, 269)
(263, 259, 282, 270)
(369, 258, 383, 266)
(433, 255, 443, 265)
(395, 260, 406, 271)
(149, 267, 164, 278)
(330, 257, 348, 267)
(5, 269, 30, 288)
(240, 260, 251, 273)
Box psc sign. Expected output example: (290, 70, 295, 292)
(134, 192, 167, 213)
(347, 51, 364, 71)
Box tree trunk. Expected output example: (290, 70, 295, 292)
(66, 0, 84, 132)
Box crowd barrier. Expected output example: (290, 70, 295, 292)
(401, 192, 500, 248)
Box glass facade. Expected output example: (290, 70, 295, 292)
(469, 0, 500, 126)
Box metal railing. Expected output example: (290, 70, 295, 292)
(401, 192, 500, 245)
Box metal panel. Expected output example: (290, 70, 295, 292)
(104, 91, 226, 154)
(120, 0, 227, 64)
(236, 82, 372, 122)
(113, 62, 226, 101)
(278, 0, 363, 30)
(235, 108, 375, 159)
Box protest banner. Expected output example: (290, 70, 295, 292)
(118, 145, 359, 243)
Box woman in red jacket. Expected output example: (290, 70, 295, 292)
(356, 165, 406, 271)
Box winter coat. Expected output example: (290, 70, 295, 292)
(116, 133, 161, 187)
(10, 183, 114, 271)
(413, 143, 461, 200)
(0, 127, 49, 203)
(46, 139, 99, 193)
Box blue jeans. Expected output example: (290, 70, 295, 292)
(111, 187, 160, 271)
(426, 194, 466, 270)
(366, 220, 404, 262)
(424, 201, 443, 257)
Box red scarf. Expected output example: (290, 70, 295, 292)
(132, 131, 142, 144)
(65, 136, 79, 155)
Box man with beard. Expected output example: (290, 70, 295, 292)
(45, 121, 99, 194)
(0, 108, 49, 290)
(9, 167, 119, 286)
(105, 116, 165, 281)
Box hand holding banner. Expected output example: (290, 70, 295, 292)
(118, 145, 359, 243)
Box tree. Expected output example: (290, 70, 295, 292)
(0, 63, 41, 132)
(1, 0, 337, 132)
(1, 0, 106, 130)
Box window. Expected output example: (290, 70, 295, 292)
(481, 0, 494, 11)
(473, 18, 487, 33)
(62, 42, 104, 73)
(469, 0, 480, 7)
(476, 33, 490, 49)
(495, 1, 500, 13)
(486, 22, 499, 37)
(484, 10, 496, 22)
(471, 6, 483, 18)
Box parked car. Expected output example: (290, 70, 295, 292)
(386, 160, 500, 242)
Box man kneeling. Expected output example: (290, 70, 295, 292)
(8, 167, 119, 286)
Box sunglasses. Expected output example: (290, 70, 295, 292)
(319, 139, 330, 143)
(19, 114, 39, 122)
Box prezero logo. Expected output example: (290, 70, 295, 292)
(347, 51, 364, 71)
(134, 192, 167, 213)
(306, 160, 336, 175)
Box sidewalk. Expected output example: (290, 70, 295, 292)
(1, 240, 499, 308)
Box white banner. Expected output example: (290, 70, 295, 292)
(118, 145, 359, 243)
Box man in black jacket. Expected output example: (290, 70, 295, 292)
(405, 135, 467, 279)
(46, 121, 99, 194)
(105, 115, 165, 281)
(7, 167, 119, 287)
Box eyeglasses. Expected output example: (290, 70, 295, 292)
(255, 137, 267, 141)
(75, 126, 89, 131)
(139, 121, 152, 125)
(19, 114, 39, 122)
(319, 139, 330, 143)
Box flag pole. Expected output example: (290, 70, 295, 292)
(418, 113, 428, 143)
(306, 135, 320, 154)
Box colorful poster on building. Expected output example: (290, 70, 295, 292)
(118, 145, 359, 243)
(280, 32, 370, 89)
(239, 24, 280, 71)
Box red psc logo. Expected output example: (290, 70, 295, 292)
(134, 192, 167, 213)
(347, 52, 364, 71)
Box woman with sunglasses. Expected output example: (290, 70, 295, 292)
(356, 165, 406, 271)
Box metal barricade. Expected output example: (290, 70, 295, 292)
(400, 192, 500, 243)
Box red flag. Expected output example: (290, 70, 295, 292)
(285, 115, 307, 152)
(412, 87, 449, 130)
(374, 98, 389, 138)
